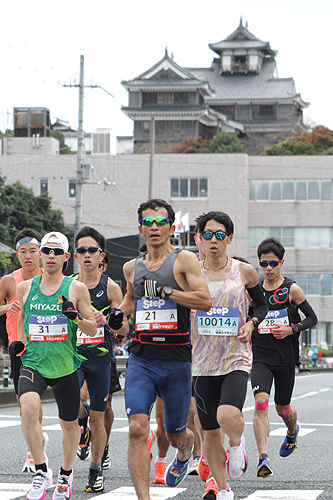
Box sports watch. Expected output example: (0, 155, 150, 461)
(250, 318, 259, 329)
(163, 286, 173, 300)
(73, 312, 83, 324)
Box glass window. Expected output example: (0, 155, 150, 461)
(294, 274, 307, 291)
(40, 179, 48, 194)
(270, 181, 281, 200)
(257, 181, 269, 200)
(180, 179, 188, 197)
(283, 227, 294, 247)
(308, 275, 320, 295)
(68, 180, 76, 198)
(249, 180, 256, 200)
(199, 178, 208, 197)
(190, 179, 198, 197)
(170, 178, 179, 197)
(308, 181, 320, 200)
(318, 227, 331, 248)
(295, 181, 306, 200)
(321, 180, 333, 200)
(283, 181, 294, 200)
(270, 227, 281, 240)
(321, 275, 332, 295)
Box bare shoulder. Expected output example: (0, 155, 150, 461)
(107, 277, 123, 295)
(177, 250, 199, 268)
(238, 261, 259, 287)
(17, 279, 32, 298)
(123, 258, 136, 278)
(0, 273, 15, 291)
(290, 282, 306, 304)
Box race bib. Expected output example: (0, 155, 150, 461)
(135, 298, 178, 331)
(198, 306, 239, 336)
(76, 325, 105, 345)
(29, 314, 68, 341)
(258, 308, 289, 334)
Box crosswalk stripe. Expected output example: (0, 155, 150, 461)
(269, 427, 315, 437)
(0, 483, 30, 500)
(78, 486, 185, 499)
(242, 491, 324, 500)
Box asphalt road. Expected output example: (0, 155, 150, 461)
(0, 371, 332, 499)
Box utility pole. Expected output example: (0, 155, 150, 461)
(148, 116, 155, 199)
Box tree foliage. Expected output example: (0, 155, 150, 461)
(262, 126, 333, 155)
(0, 177, 73, 249)
(168, 132, 246, 154)
(50, 130, 72, 154)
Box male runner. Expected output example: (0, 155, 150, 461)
(117, 198, 212, 500)
(191, 211, 268, 500)
(0, 228, 46, 473)
(10, 231, 97, 500)
(74, 226, 128, 492)
(251, 237, 317, 478)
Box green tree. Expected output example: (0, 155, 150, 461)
(262, 126, 333, 155)
(210, 131, 247, 153)
(0, 129, 13, 137)
(50, 130, 72, 154)
(0, 251, 12, 271)
(0, 178, 73, 249)
(168, 137, 211, 153)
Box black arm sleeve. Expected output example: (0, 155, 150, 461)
(247, 284, 268, 325)
(296, 299, 318, 332)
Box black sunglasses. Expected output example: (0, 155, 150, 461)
(259, 260, 280, 268)
(201, 230, 227, 241)
(75, 246, 102, 254)
(41, 246, 65, 256)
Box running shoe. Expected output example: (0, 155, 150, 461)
(147, 428, 155, 463)
(22, 451, 35, 474)
(188, 455, 200, 476)
(26, 469, 53, 500)
(202, 477, 218, 500)
(153, 461, 166, 484)
(52, 470, 73, 500)
(217, 488, 234, 500)
(101, 444, 110, 469)
(85, 468, 104, 493)
(198, 454, 210, 482)
(165, 452, 191, 487)
(256, 454, 273, 478)
(279, 422, 300, 457)
(76, 427, 91, 461)
(227, 435, 248, 480)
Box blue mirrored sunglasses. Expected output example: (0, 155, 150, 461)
(259, 260, 280, 268)
(201, 230, 227, 241)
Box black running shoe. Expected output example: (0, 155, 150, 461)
(77, 427, 91, 461)
(101, 444, 110, 470)
(85, 468, 104, 493)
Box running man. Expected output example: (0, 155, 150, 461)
(74, 226, 129, 492)
(117, 198, 212, 500)
(10, 231, 97, 500)
(251, 237, 317, 478)
(191, 211, 268, 500)
(0, 228, 46, 473)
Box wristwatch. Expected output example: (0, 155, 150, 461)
(73, 312, 83, 324)
(163, 286, 173, 300)
(250, 318, 259, 329)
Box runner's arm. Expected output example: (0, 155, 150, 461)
(16, 281, 31, 344)
(70, 281, 97, 337)
(0, 275, 20, 315)
(105, 278, 129, 337)
(118, 260, 135, 317)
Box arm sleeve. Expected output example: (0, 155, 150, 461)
(296, 299, 318, 332)
(247, 284, 268, 325)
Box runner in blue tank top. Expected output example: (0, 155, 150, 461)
(116, 199, 212, 499)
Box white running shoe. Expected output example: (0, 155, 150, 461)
(52, 470, 73, 500)
(22, 451, 35, 474)
(188, 455, 200, 475)
(227, 435, 248, 480)
(26, 469, 53, 500)
(217, 488, 234, 500)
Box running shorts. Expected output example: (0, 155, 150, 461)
(251, 362, 295, 406)
(77, 362, 111, 412)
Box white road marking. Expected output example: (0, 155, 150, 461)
(269, 427, 315, 437)
(242, 491, 324, 500)
(0, 483, 30, 500)
(0, 421, 21, 428)
(89, 486, 186, 498)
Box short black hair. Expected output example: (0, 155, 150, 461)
(102, 250, 109, 265)
(14, 228, 42, 246)
(75, 226, 106, 250)
(195, 211, 234, 235)
(257, 237, 285, 260)
(138, 199, 175, 225)
(232, 256, 250, 264)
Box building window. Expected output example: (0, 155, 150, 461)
(68, 180, 76, 198)
(249, 180, 333, 201)
(259, 105, 275, 117)
(286, 274, 333, 296)
(170, 178, 208, 198)
(40, 179, 48, 194)
(249, 227, 332, 249)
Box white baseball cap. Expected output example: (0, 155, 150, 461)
(41, 232, 69, 252)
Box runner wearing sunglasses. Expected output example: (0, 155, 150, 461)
(74, 226, 129, 493)
(11, 231, 97, 500)
(251, 237, 317, 479)
(117, 198, 211, 500)
(191, 211, 268, 500)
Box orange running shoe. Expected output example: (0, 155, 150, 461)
(202, 476, 218, 500)
(147, 429, 155, 463)
(198, 454, 210, 482)
(153, 461, 166, 484)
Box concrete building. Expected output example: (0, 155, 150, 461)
(122, 19, 308, 154)
(0, 145, 331, 348)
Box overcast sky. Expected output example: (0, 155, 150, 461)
(1, 0, 332, 137)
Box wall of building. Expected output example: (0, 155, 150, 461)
(1, 137, 59, 155)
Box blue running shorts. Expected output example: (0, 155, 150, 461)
(125, 353, 192, 434)
(77, 362, 111, 412)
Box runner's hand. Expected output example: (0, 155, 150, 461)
(8, 341, 25, 357)
(61, 295, 79, 321)
(108, 308, 123, 330)
(141, 279, 163, 298)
